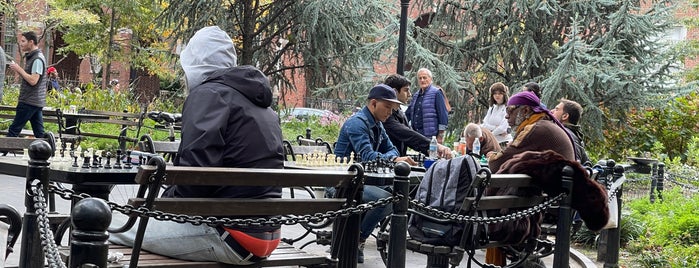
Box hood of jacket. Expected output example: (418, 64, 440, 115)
(204, 66, 273, 108)
(180, 26, 238, 90)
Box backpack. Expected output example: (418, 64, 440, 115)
(408, 155, 480, 246)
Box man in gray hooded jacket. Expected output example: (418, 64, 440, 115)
(110, 26, 284, 265)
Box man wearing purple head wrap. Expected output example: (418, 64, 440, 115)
(486, 91, 575, 172)
(483, 90, 576, 265)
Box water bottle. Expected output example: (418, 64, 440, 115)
(429, 136, 438, 159)
(472, 137, 481, 156)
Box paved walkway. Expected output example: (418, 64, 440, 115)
(0, 174, 600, 267)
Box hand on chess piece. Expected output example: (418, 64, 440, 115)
(394, 156, 417, 166)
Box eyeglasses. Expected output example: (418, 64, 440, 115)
(506, 105, 522, 114)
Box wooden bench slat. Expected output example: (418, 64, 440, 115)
(149, 141, 180, 153)
(487, 174, 535, 188)
(135, 165, 357, 187)
(128, 198, 346, 216)
(81, 109, 143, 118)
(290, 145, 331, 155)
(461, 195, 547, 211)
(80, 119, 142, 126)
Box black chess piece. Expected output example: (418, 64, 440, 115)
(104, 152, 112, 169)
(92, 153, 100, 168)
(114, 150, 122, 169)
(60, 142, 66, 158)
(82, 156, 90, 169)
(71, 152, 79, 167)
(124, 150, 133, 169)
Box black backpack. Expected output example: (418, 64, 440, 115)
(408, 155, 480, 246)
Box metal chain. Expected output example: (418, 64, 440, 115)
(665, 176, 699, 192)
(607, 185, 621, 202)
(408, 193, 567, 224)
(48, 184, 401, 227)
(31, 185, 67, 268)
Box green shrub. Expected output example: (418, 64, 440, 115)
(572, 212, 643, 247)
(281, 114, 346, 144)
(626, 187, 699, 266)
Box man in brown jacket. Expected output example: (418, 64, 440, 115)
(483, 91, 576, 265)
(463, 123, 501, 157)
(486, 91, 575, 172)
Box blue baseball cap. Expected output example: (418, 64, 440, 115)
(368, 84, 403, 104)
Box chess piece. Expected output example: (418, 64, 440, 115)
(114, 150, 122, 169)
(82, 155, 90, 169)
(124, 150, 133, 169)
(70, 151, 78, 167)
(104, 152, 112, 169)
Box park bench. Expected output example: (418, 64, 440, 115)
(283, 140, 334, 162)
(62, 156, 367, 267)
(377, 165, 579, 267)
(0, 133, 57, 156)
(0, 105, 65, 138)
(72, 108, 147, 152)
(295, 128, 334, 154)
(137, 134, 179, 162)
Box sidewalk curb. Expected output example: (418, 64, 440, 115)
(571, 247, 599, 268)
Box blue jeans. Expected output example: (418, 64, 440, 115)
(109, 213, 251, 265)
(7, 102, 44, 138)
(326, 185, 393, 240)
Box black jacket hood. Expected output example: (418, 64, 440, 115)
(203, 65, 273, 108)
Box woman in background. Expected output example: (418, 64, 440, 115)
(481, 82, 512, 148)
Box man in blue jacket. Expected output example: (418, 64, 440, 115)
(405, 68, 449, 144)
(334, 84, 416, 262)
(383, 74, 451, 158)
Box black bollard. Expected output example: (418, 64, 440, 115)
(597, 159, 615, 261)
(552, 166, 574, 268)
(657, 163, 664, 202)
(388, 162, 410, 268)
(19, 140, 52, 268)
(330, 164, 364, 268)
(650, 162, 658, 203)
(604, 164, 625, 268)
(305, 128, 312, 139)
(69, 198, 111, 268)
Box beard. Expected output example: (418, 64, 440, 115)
(514, 111, 526, 127)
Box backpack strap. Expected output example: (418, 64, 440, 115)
(438, 159, 453, 207)
(424, 160, 438, 205)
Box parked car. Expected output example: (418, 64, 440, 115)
(280, 108, 338, 121)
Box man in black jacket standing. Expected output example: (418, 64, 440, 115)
(383, 74, 451, 158)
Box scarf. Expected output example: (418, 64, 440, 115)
(514, 113, 546, 135)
